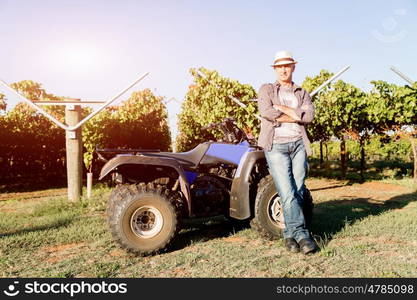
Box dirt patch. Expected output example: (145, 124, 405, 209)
(0, 208, 17, 213)
(171, 267, 189, 277)
(0, 189, 67, 202)
(361, 181, 409, 192)
(324, 198, 387, 206)
(222, 236, 246, 243)
(307, 179, 349, 191)
(46, 255, 75, 264)
(108, 249, 129, 257)
(42, 242, 85, 264)
(44, 242, 85, 253)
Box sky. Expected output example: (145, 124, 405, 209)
(0, 0, 416, 141)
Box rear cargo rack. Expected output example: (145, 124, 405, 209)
(96, 148, 160, 162)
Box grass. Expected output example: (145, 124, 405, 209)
(308, 158, 414, 182)
(0, 178, 416, 278)
(381, 178, 417, 191)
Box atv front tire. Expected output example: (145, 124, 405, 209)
(251, 175, 313, 240)
(107, 183, 180, 255)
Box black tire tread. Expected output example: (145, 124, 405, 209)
(107, 182, 182, 256)
(250, 175, 282, 240)
(250, 175, 314, 240)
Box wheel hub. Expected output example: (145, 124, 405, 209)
(268, 194, 286, 229)
(130, 206, 164, 238)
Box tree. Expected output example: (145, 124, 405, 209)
(82, 89, 172, 172)
(303, 71, 368, 179)
(0, 93, 6, 112)
(1, 81, 172, 183)
(319, 81, 367, 178)
(176, 67, 259, 152)
(366, 80, 417, 180)
(1, 81, 65, 181)
(302, 70, 334, 166)
(0, 93, 8, 176)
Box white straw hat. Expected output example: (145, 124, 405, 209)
(271, 50, 297, 67)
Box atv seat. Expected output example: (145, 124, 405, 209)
(146, 142, 211, 169)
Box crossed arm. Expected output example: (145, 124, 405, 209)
(273, 105, 301, 123)
(257, 84, 314, 124)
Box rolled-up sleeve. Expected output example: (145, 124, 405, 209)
(294, 89, 315, 123)
(257, 84, 282, 122)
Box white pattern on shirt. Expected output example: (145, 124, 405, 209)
(273, 85, 302, 143)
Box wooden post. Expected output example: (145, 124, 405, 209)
(410, 137, 417, 182)
(319, 140, 324, 168)
(87, 172, 93, 199)
(340, 137, 347, 179)
(360, 137, 366, 182)
(65, 101, 83, 202)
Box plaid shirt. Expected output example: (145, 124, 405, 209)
(257, 81, 315, 155)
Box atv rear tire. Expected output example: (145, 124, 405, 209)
(251, 175, 313, 240)
(107, 183, 180, 255)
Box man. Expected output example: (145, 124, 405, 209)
(257, 50, 317, 255)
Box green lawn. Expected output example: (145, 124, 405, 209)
(0, 179, 416, 277)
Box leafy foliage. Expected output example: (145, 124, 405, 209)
(0, 93, 6, 112)
(303, 71, 368, 178)
(176, 67, 259, 151)
(0, 81, 65, 181)
(0, 82, 171, 181)
(311, 136, 412, 162)
(1, 69, 415, 183)
(302, 70, 334, 142)
(82, 89, 171, 171)
(302, 70, 368, 141)
(365, 80, 417, 179)
(366, 80, 417, 131)
(176, 67, 415, 179)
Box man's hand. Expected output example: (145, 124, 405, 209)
(273, 105, 301, 121)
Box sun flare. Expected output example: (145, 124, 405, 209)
(49, 43, 102, 75)
(65, 48, 94, 69)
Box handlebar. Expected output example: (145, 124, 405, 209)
(202, 118, 257, 145)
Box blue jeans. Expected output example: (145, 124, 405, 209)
(264, 138, 310, 242)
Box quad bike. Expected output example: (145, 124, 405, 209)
(97, 118, 313, 255)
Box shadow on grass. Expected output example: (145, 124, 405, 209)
(311, 191, 417, 245)
(309, 184, 353, 192)
(170, 216, 250, 252)
(0, 217, 74, 238)
(0, 178, 67, 194)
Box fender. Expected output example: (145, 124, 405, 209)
(229, 150, 266, 219)
(99, 155, 193, 216)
